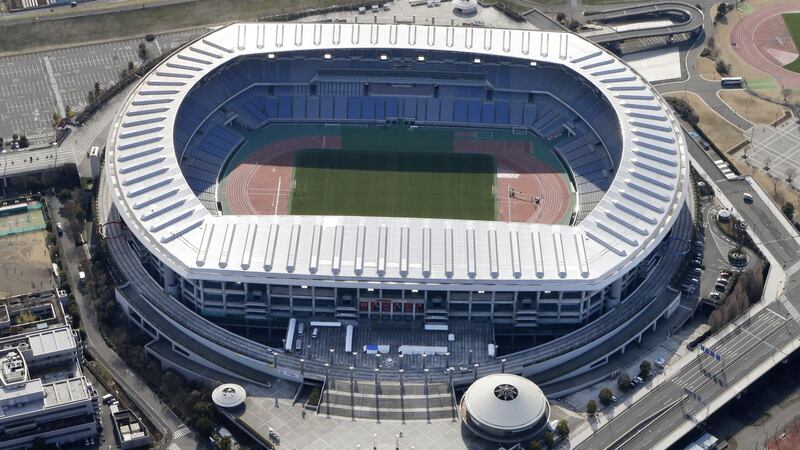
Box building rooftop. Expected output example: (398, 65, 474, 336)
(27, 327, 76, 358)
(462, 373, 548, 432)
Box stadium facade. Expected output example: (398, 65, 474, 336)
(106, 22, 688, 337)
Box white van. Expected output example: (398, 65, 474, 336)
(743, 192, 753, 202)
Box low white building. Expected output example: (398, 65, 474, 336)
(0, 325, 98, 449)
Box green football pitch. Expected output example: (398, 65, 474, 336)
(289, 149, 497, 220)
(783, 13, 800, 73)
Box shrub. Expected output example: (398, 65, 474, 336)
(639, 360, 652, 379)
(617, 372, 631, 391)
(782, 202, 794, 220)
(599, 387, 614, 405)
(667, 97, 700, 125)
(586, 399, 598, 416)
(543, 431, 555, 448)
(556, 420, 570, 439)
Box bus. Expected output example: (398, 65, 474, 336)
(720, 77, 743, 88)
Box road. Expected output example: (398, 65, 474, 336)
(575, 135, 800, 449)
(48, 195, 199, 450)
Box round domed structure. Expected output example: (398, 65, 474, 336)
(718, 209, 732, 222)
(453, 0, 478, 16)
(212, 384, 246, 409)
(460, 373, 549, 443)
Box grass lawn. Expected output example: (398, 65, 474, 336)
(782, 13, 800, 73)
(290, 149, 497, 220)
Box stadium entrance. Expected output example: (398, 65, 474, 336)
(359, 299, 424, 320)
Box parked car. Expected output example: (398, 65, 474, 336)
(743, 192, 754, 202)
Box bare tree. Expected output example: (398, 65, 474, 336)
(764, 156, 772, 171)
(787, 166, 797, 183)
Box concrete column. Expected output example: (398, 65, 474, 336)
(162, 265, 179, 298)
(606, 278, 623, 311)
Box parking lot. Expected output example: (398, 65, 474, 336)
(0, 29, 204, 147)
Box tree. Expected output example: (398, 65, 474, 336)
(599, 387, 614, 405)
(128, 60, 135, 71)
(782, 202, 795, 220)
(543, 431, 555, 448)
(556, 420, 570, 440)
(529, 441, 541, 450)
(12, 133, 18, 142)
(138, 42, 148, 61)
(639, 360, 652, 379)
(586, 399, 598, 416)
(667, 97, 700, 125)
(94, 81, 101, 98)
(556, 12, 566, 22)
(18, 135, 28, 148)
(52, 111, 62, 124)
(216, 436, 232, 450)
(787, 167, 797, 183)
(715, 2, 730, 22)
(715, 59, 731, 76)
(617, 372, 631, 391)
(16, 311, 37, 325)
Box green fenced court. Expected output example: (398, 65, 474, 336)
(289, 149, 497, 220)
(0, 202, 46, 237)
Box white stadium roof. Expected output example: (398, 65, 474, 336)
(106, 22, 688, 289)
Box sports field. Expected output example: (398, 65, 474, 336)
(782, 13, 800, 73)
(290, 149, 496, 220)
(219, 123, 576, 224)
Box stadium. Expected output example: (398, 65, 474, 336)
(103, 22, 688, 386)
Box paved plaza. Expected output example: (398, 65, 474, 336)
(740, 121, 800, 189)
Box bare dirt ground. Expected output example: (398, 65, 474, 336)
(719, 90, 788, 124)
(697, 55, 722, 80)
(664, 92, 745, 151)
(0, 230, 54, 298)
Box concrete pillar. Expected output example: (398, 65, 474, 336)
(162, 265, 179, 298)
(606, 278, 623, 311)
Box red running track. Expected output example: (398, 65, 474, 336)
(730, 3, 800, 88)
(224, 135, 341, 215)
(454, 139, 570, 224)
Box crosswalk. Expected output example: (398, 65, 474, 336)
(713, 159, 738, 181)
(173, 425, 191, 439)
(779, 295, 800, 324)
